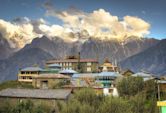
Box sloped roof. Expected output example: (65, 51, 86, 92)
(0, 88, 71, 100)
(46, 59, 98, 63)
(100, 63, 114, 68)
(72, 73, 99, 78)
(21, 67, 42, 72)
(121, 69, 134, 75)
(132, 72, 154, 81)
(41, 68, 59, 73)
(60, 69, 78, 74)
(33, 74, 70, 79)
(71, 80, 89, 87)
(98, 72, 121, 77)
(158, 80, 166, 84)
(47, 64, 61, 67)
(132, 72, 153, 77)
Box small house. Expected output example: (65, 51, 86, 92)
(32, 74, 70, 89)
(95, 72, 122, 88)
(132, 71, 154, 81)
(121, 69, 134, 77)
(18, 67, 42, 83)
(99, 58, 119, 72)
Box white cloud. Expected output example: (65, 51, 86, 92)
(0, 19, 38, 48)
(0, 3, 151, 49)
(44, 2, 151, 40)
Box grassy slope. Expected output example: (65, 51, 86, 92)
(0, 80, 34, 91)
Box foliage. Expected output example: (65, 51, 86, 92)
(0, 99, 52, 113)
(116, 76, 144, 97)
(59, 88, 136, 113)
(59, 88, 157, 113)
(97, 97, 133, 113)
(144, 79, 157, 99)
(0, 78, 160, 113)
(59, 88, 104, 113)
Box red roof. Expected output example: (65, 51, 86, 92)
(46, 59, 98, 63)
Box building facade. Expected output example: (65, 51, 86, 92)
(32, 74, 70, 89)
(121, 69, 134, 77)
(46, 56, 99, 73)
(18, 67, 42, 82)
(99, 58, 119, 72)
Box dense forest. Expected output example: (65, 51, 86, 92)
(0, 76, 163, 113)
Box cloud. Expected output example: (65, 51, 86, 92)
(0, 17, 79, 48)
(0, 18, 38, 48)
(0, 2, 151, 49)
(44, 2, 150, 40)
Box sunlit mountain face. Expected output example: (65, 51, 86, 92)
(0, 0, 165, 81)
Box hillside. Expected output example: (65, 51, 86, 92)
(0, 36, 161, 82)
(0, 48, 53, 82)
(120, 39, 166, 75)
(0, 34, 15, 60)
(24, 36, 159, 63)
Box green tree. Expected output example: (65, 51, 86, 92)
(116, 76, 144, 97)
(97, 97, 133, 113)
(129, 92, 146, 113)
(60, 88, 104, 113)
(144, 79, 157, 99)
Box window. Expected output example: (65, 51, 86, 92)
(21, 72, 25, 74)
(87, 62, 91, 66)
(87, 67, 91, 72)
(109, 89, 113, 93)
(41, 81, 48, 89)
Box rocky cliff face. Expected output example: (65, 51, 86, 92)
(0, 36, 161, 82)
(120, 39, 166, 75)
(0, 34, 15, 60)
(23, 36, 159, 63)
(0, 48, 53, 82)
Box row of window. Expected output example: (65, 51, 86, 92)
(58, 62, 92, 66)
(20, 72, 38, 74)
(19, 76, 32, 80)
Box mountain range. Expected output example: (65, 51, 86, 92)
(0, 35, 165, 82)
(120, 39, 166, 75)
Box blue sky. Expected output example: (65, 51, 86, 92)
(0, 0, 165, 39)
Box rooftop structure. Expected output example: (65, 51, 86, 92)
(121, 69, 134, 77)
(72, 73, 98, 79)
(95, 72, 122, 88)
(99, 58, 119, 72)
(33, 74, 70, 79)
(60, 69, 78, 76)
(46, 59, 98, 63)
(46, 55, 99, 73)
(20, 67, 43, 72)
(32, 74, 71, 89)
(98, 72, 121, 77)
(18, 66, 42, 83)
(47, 63, 62, 70)
(132, 71, 154, 81)
(40, 68, 59, 74)
(0, 88, 72, 100)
